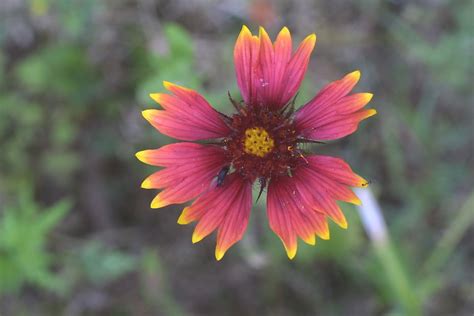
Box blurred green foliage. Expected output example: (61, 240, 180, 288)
(0, 189, 70, 293)
(392, 3, 473, 91)
(76, 240, 137, 286)
(15, 44, 98, 100)
(139, 249, 185, 316)
(138, 23, 201, 106)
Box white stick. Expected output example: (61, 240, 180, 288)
(354, 187, 388, 245)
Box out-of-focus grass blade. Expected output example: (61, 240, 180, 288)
(418, 191, 474, 298)
(355, 188, 421, 315)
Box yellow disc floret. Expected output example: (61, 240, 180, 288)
(243, 127, 274, 157)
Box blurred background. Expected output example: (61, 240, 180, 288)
(0, 0, 473, 315)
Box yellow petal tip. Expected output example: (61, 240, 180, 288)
(349, 70, 361, 81)
(239, 25, 252, 37)
(177, 207, 190, 225)
(358, 93, 373, 105)
(149, 93, 163, 104)
(303, 33, 316, 45)
(356, 175, 369, 187)
(215, 248, 226, 261)
(135, 150, 147, 163)
(141, 109, 155, 121)
(367, 109, 377, 117)
(258, 26, 269, 37)
(192, 231, 203, 244)
(361, 109, 377, 120)
(150, 194, 168, 209)
(284, 245, 297, 260)
(162, 81, 174, 90)
(351, 197, 362, 206)
(338, 218, 348, 229)
(304, 236, 316, 246)
(141, 178, 153, 189)
(241, 24, 251, 32)
(319, 230, 330, 240)
(277, 26, 291, 40)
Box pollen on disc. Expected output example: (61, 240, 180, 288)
(243, 127, 275, 157)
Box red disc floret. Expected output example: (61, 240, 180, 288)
(224, 104, 302, 182)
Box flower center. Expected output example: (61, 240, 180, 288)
(223, 103, 303, 182)
(243, 127, 274, 157)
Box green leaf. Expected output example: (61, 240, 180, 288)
(79, 240, 137, 285)
(0, 189, 71, 294)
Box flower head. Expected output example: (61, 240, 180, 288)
(136, 26, 375, 260)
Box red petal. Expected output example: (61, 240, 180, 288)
(293, 167, 349, 228)
(267, 179, 298, 259)
(266, 154, 367, 257)
(268, 174, 335, 260)
(306, 155, 368, 188)
(271, 27, 292, 105)
(234, 26, 315, 109)
(257, 27, 275, 107)
(145, 82, 230, 141)
(215, 183, 253, 260)
(279, 33, 316, 106)
(136, 143, 227, 208)
(136, 142, 224, 166)
(177, 174, 252, 260)
(295, 71, 375, 141)
(234, 25, 260, 106)
(290, 154, 368, 227)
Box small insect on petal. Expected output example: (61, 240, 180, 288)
(217, 166, 230, 187)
